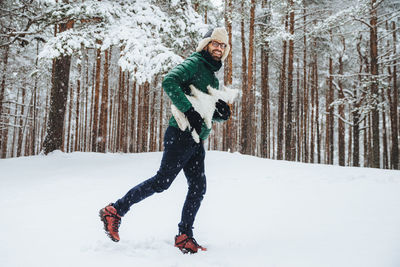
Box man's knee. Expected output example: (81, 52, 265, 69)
(151, 174, 175, 193)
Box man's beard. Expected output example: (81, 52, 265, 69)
(207, 46, 223, 61)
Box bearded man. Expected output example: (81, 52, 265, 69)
(100, 27, 231, 254)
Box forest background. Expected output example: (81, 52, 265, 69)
(0, 0, 399, 170)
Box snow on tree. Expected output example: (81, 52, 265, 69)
(38, 0, 207, 84)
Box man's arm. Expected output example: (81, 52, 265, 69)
(162, 58, 199, 113)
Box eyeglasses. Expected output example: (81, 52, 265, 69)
(210, 41, 227, 49)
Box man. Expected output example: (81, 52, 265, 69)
(99, 27, 231, 254)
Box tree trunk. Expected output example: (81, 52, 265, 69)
(142, 82, 150, 152)
(302, 4, 308, 163)
(224, 0, 234, 152)
(246, 0, 256, 155)
(252, 48, 258, 155)
(122, 73, 128, 152)
(260, 37, 270, 157)
(381, 93, 388, 169)
(347, 107, 352, 166)
(370, 0, 380, 168)
(296, 58, 301, 161)
(326, 51, 334, 165)
(74, 60, 81, 152)
(130, 80, 137, 152)
(16, 87, 26, 157)
(363, 118, 368, 167)
(31, 40, 40, 155)
(1, 106, 9, 158)
(98, 48, 110, 152)
(123, 75, 130, 153)
(116, 69, 123, 151)
(91, 45, 102, 152)
(277, 15, 288, 160)
(352, 86, 360, 167)
(390, 21, 399, 169)
(43, 21, 74, 154)
(314, 54, 321, 164)
(66, 81, 73, 152)
(150, 84, 157, 152)
(204, 5, 208, 24)
(83, 50, 89, 152)
(309, 58, 315, 163)
(136, 83, 143, 152)
(159, 85, 164, 151)
(285, 0, 295, 161)
(41, 86, 50, 153)
(110, 87, 116, 152)
(353, 35, 365, 167)
(25, 96, 33, 156)
(338, 38, 346, 166)
(108, 86, 115, 151)
(0, 43, 10, 156)
(240, 0, 248, 154)
(11, 89, 20, 157)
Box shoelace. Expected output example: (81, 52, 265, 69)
(105, 207, 121, 232)
(110, 215, 121, 232)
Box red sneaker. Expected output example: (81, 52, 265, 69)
(174, 233, 207, 254)
(99, 204, 121, 242)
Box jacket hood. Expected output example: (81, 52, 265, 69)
(196, 27, 230, 61)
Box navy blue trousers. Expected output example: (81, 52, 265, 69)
(113, 126, 206, 237)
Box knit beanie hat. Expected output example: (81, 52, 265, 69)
(196, 27, 230, 61)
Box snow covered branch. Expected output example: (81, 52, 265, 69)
(37, 0, 207, 85)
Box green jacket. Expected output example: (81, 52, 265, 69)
(162, 51, 223, 140)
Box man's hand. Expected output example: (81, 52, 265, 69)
(213, 99, 231, 120)
(184, 107, 203, 135)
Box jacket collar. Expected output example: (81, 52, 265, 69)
(196, 51, 222, 72)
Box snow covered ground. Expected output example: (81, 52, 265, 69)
(1, 150, 399, 267)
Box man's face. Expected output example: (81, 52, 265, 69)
(206, 40, 226, 61)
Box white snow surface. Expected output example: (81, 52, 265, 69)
(1, 151, 400, 267)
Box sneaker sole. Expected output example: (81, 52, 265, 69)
(177, 247, 197, 254)
(99, 209, 120, 242)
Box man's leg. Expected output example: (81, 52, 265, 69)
(101, 127, 196, 242)
(178, 142, 206, 237)
(113, 127, 195, 217)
